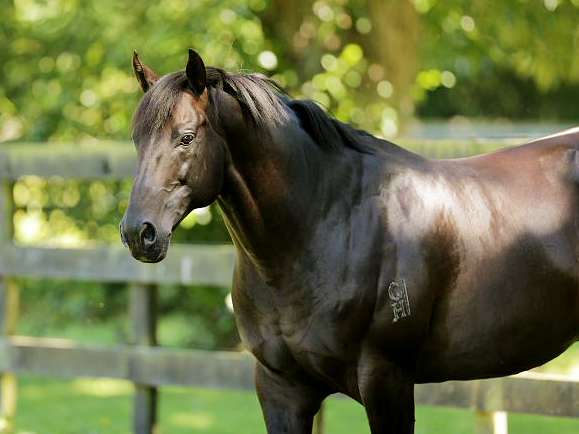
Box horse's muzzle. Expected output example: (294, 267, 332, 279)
(119, 217, 168, 263)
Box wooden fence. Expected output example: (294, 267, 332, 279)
(0, 142, 578, 434)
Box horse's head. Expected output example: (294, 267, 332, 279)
(120, 50, 225, 263)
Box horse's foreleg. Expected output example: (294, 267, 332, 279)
(358, 358, 416, 434)
(255, 363, 327, 434)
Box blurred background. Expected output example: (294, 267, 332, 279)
(2, 0, 579, 432)
(4, 0, 579, 144)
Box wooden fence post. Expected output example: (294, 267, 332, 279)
(473, 378, 508, 434)
(0, 277, 17, 434)
(474, 411, 508, 434)
(0, 181, 17, 434)
(129, 283, 158, 434)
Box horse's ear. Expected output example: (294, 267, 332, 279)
(186, 49, 206, 98)
(132, 50, 159, 93)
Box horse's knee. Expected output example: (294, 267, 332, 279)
(255, 364, 327, 434)
(358, 359, 416, 434)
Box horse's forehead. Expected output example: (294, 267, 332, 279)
(170, 93, 197, 124)
(169, 91, 207, 127)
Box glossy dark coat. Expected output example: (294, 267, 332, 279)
(120, 50, 579, 433)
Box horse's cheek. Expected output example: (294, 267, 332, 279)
(177, 161, 190, 183)
(187, 144, 225, 206)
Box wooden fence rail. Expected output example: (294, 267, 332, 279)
(0, 142, 578, 434)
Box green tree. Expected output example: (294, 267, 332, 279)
(0, 0, 272, 143)
(259, 0, 419, 136)
(413, 0, 579, 118)
(3, 0, 579, 144)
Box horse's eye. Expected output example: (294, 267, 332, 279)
(180, 132, 195, 146)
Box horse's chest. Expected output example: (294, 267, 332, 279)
(273, 293, 370, 389)
(236, 271, 376, 388)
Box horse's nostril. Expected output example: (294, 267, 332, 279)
(140, 222, 157, 247)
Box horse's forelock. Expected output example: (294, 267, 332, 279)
(131, 68, 290, 142)
(131, 71, 188, 142)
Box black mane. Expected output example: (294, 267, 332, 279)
(288, 99, 377, 154)
(131, 67, 378, 154)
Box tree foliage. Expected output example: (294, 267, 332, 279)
(414, 0, 579, 119)
(2, 0, 579, 144)
(1, 0, 272, 142)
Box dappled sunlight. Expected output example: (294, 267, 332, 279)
(14, 208, 90, 248)
(10, 176, 221, 246)
(180, 206, 213, 229)
(13, 210, 47, 244)
(570, 365, 579, 377)
(11, 176, 131, 246)
(72, 378, 133, 398)
(0, 116, 23, 143)
(171, 412, 214, 430)
(192, 207, 213, 225)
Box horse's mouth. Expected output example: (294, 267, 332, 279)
(124, 230, 171, 263)
(133, 249, 167, 263)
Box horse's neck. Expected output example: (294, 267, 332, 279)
(217, 121, 365, 280)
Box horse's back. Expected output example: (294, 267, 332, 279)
(390, 130, 579, 382)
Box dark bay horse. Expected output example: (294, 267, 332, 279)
(120, 49, 579, 433)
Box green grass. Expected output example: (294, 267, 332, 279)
(9, 376, 579, 434)
(12, 314, 579, 433)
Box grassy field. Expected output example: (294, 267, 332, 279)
(6, 312, 579, 434)
(9, 313, 579, 433)
(10, 375, 579, 434)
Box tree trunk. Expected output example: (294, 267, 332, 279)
(363, 0, 419, 118)
(258, 0, 420, 123)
